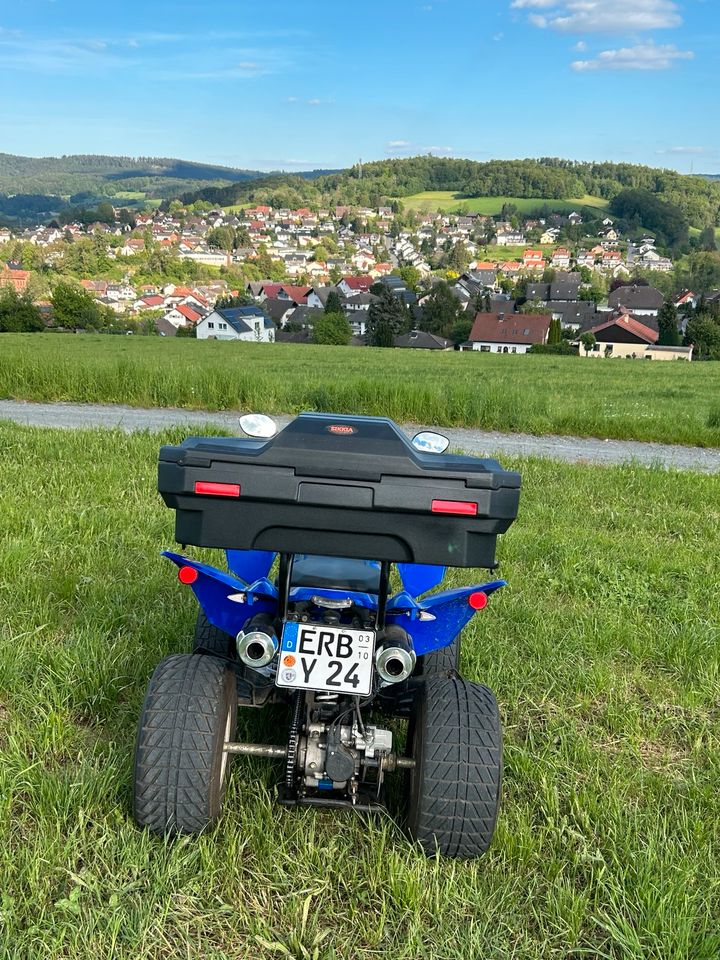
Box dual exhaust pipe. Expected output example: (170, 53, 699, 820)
(237, 617, 416, 685)
(237, 614, 277, 669)
(375, 625, 416, 685)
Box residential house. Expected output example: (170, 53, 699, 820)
(338, 276, 374, 296)
(162, 303, 204, 329)
(576, 250, 596, 270)
(608, 284, 663, 317)
(196, 306, 275, 342)
(0, 263, 30, 293)
(581, 313, 691, 360)
(551, 248, 572, 270)
(467, 311, 550, 354)
(522, 250, 545, 272)
(394, 330, 454, 350)
(495, 229, 526, 246)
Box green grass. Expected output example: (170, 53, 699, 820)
(398, 192, 609, 216)
(0, 421, 718, 958)
(2, 334, 720, 447)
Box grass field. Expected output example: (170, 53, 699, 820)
(2, 334, 720, 447)
(1, 422, 718, 958)
(398, 192, 609, 216)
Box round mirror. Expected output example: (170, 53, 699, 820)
(239, 414, 277, 439)
(411, 431, 450, 454)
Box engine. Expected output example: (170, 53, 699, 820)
(298, 720, 394, 793)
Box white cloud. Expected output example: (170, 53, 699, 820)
(572, 41, 693, 70)
(517, 0, 682, 33)
(656, 146, 708, 155)
(388, 139, 411, 148)
(574, 40, 587, 51)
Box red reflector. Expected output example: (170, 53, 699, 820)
(431, 499, 478, 516)
(468, 591, 488, 611)
(178, 565, 199, 585)
(194, 481, 241, 497)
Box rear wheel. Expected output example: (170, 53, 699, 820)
(133, 653, 237, 835)
(419, 638, 460, 675)
(193, 611, 236, 659)
(406, 675, 502, 858)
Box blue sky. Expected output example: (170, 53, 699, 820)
(0, 0, 717, 173)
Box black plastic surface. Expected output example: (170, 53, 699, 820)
(158, 413, 521, 568)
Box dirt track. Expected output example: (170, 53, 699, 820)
(2, 399, 720, 473)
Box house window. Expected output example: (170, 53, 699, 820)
(480, 345, 490, 352)
(523, 328, 530, 336)
(511, 347, 517, 353)
(207, 321, 215, 329)
(219, 323, 227, 330)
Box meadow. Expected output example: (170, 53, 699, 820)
(397, 192, 609, 216)
(2, 334, 720, 447)
(0, 422, 718, 958)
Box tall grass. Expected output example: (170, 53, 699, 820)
(1, 334, 720, 447)
(1, 422, 718, 958)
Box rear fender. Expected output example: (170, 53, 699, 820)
(163, 551, 278, 638)
(386, 580, 506, 656)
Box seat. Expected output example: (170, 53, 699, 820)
(290, 555, 382, 593)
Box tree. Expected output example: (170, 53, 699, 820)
(51, 282, 106, 331)
(685, 315, 720, 360)
(418, 281, 464, 338)
(447, 241, 470, 274)
(657, 301, 681, 346)
(394, 265, 421, 291)
(366, 287, 406, 347)
(324, 290, 344, 315)
(0, 287, 43, 332)
(548, 317, 562, 344)
(579, 331, 596, 355)
(207, 226, 235, 250)
(450, 316, 473, 344)
(698, 225, 717, 252)
(313, 311, 352, 345)
(215, 292, 255, 309)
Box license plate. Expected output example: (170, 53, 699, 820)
(276, 622, 376, 696)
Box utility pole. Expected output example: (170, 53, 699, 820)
(358, 157, 362, 179)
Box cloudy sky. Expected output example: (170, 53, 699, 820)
(0, 0, 716, 172)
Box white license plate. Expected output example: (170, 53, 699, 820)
(276, 622, 376, 696)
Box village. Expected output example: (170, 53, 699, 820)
(0, 199, 712, 360)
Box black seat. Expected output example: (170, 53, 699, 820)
(290, 555, 382, 593)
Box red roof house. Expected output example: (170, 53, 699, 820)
(468, 311, 550, 354)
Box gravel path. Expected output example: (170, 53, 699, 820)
(2, 399, 720, 473)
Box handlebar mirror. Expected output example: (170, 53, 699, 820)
(239, 414, 277, 439)
(411, 431, 450, 454)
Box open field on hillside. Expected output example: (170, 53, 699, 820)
(0, 422, 718, 959)
(398, 192, 609, 215)
(2, 335, 720, 447)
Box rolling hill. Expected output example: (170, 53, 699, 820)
(0, 153, 336, 223)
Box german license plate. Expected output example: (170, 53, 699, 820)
(276, 622, 376, 696)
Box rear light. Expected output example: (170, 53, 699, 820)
(194, 481, 241, 497)
(431, 499, 478, 516)
(468, 591, 488, 610)
(178, 565, 199, 585)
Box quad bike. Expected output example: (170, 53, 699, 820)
(133, 413, 520, 858)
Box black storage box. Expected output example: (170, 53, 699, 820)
(158, 413, 520, 568)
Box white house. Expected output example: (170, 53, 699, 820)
(196, 307, 275, 342)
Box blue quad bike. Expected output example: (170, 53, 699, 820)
(133, 413, 520, 858)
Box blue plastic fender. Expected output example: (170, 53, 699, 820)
(163, 551, 277, 638)
(225, 549, 276, 584)
(386, 580, 506, 656)
(397, 563, 446, 597)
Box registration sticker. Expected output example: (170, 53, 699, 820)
(276, 621, 376, 696)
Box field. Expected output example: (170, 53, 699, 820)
(398, 192, 609, 216)
(1, 421, 718, 958)
(2, 334, 720, 447)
